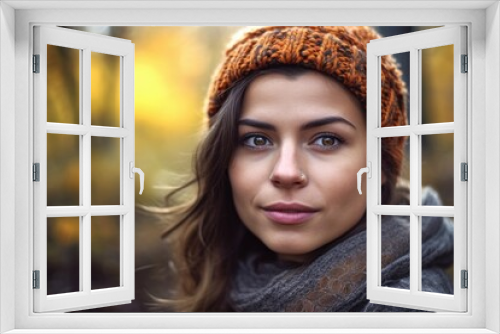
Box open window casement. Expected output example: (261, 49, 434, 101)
(363, 25, 467, 312)
(33, 26, 142, 312)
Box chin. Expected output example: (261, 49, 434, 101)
(264, 238, 317, 259)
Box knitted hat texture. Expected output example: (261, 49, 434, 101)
(204, 26, 408, 179)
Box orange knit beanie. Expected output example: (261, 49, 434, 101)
(204, 26, 408, 183)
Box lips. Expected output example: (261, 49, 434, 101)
(262, 202, 319, 225)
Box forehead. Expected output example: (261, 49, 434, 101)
(240, 71, 364, 124)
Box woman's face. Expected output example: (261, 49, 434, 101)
(228, 70, 367, 262)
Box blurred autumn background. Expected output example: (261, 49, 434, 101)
(45, 26, 454, 312)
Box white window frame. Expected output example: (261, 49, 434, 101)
(33, 26, 136, 313)
(0, 1, 499, 333)
(366, 26, 468, 312)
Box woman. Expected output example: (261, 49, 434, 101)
(151, 26, 454, 312)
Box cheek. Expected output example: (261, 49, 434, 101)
(228, 153, 264, 203)
(317, 152, 366, 211)
(228, 155, 269, 233)
(320, 171, 366, 234)
(321, 169, 358, 204)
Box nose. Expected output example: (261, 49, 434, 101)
(269, 142, 307, 188)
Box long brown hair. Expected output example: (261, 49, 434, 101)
(147, 65, 405, 312)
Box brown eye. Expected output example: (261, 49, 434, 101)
(253, 136, 267, 146)
(321, 137, 335, 146)
(241, 135, 272, 150)
(312, 134, 343, 150)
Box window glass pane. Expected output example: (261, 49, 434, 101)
(47, 217, 80, 295)
(91, 137, 121, 205)
(381, 136, 410, 205)
(47, 134, 80, 206)
(47, 45, 80, 124)
(421, 45, 454, 124)
(91, 52, 121, 127)
(381, 215, 410, 290)
(421, 133, 454, 206)
(381, 51, 409, 127)
(91, 216, 121, 290)
(421, 216, 454, 295)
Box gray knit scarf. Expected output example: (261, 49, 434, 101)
(229, 187, 454, 312)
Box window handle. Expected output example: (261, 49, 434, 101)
(357, 162, 371, 195)
(129, 162, 144, 195)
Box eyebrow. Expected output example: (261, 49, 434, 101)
(237, 116, 357, 131)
